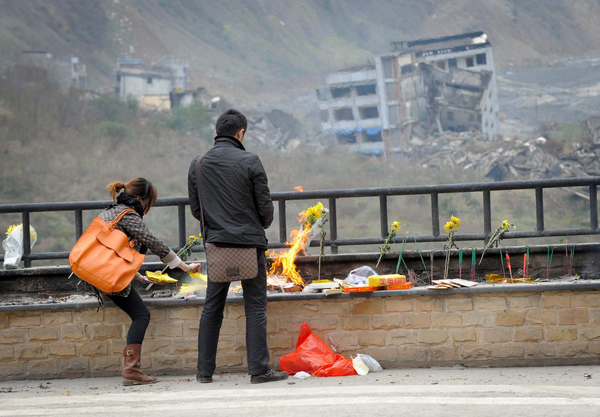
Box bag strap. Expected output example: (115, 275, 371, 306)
(107, 208, 137, 249)
(194, 155, 205, 238)
(108, 208, 136, 231)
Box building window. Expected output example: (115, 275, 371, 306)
(336, 131, 357, 144)
(383, 58, 394, 78)
(356, 84, 377, 96)
(334, 107, 354, 121)
(316, 87, 328, 101)
(466, 57, 474, 68)
(147, 77, 153, 84)
(359, 106, 379, 119)
(388, 104, 399, 125)
(116, 74, 121, 82)
(476, 53, 487, 66)
(448, 58, 457, 67)
(400, 64, 413, 75)
(468, 113, 475, 122)
(320, 110, 329, 123)
(385, 82, 397, 100)
(364, 130, 383, 143)
(436, 60, 447, 71)
(447, 110, 454, 121)
(331, 87, 351, 99)
(490, 106, 493, 113)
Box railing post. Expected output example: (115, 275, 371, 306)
(22, 211, 31, 268)
(431, 193, 439, 237)
(535, 187, 544, 232)
(329, 197, 338, 254)
(178, 204, 186, 250)
(483, 190, 492, 244)
(379, 195, 388, 238)
(278, 200, 287, 244)
(75, 209, 83, 240)
(590, 185, 598, 230)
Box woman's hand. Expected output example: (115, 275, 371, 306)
(178, 261, 202, 274)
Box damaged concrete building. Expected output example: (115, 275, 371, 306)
(318, 31, 501, 153)
(317, 66, 384, 155)
(114, 56, 190, 110)
(13, 51, 87, 92)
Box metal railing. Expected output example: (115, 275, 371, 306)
(1, 177, 599, 267)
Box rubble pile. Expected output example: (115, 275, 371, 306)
(399, 130, 600, 181)
(245, 109, 309, 151)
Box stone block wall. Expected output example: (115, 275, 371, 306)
(1, 290, 600, 380)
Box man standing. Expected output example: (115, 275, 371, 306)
(188, 109, 288, 384)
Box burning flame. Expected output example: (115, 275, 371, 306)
(294, 185, 304, 192)
(268, 210, 311, 288)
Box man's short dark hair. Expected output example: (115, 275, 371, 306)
(215, 109, 248, 137)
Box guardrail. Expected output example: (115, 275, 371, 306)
(1, 177, 599, 267)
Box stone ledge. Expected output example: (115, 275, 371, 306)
(1, 281, 599, 313)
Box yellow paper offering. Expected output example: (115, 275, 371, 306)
(189, 271, 208, 282)
(145, 271, 178, 283)
(177, 282, 206, 295)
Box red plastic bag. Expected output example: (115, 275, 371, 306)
(280, 322, 357, 377)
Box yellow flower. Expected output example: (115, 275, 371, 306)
(5, 224, 36, 240)
(391, 221, 401, 232)
(6, 224, 18, 237)
(501, 220, 510, 229)
(307, 202, 325, 220)
(450, 215, 460, 228)
(444, 221, 454, 233)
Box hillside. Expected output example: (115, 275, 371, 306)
(2, 0, 600, 103)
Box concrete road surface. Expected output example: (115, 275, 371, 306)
(1, 365, 599, 416)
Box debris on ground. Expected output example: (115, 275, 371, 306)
(394, 128, 600, 183)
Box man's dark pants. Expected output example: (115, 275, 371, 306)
(197, 250, 270, 376)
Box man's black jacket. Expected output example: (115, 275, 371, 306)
(188, 135, 274, 250)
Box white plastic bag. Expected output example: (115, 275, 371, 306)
(2, 224, 37, 269)
(345, 266, 377, 286)
(357, 354, 383, 373)
(352, 355, 369, 376)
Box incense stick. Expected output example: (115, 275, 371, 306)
(525, 247, 530, 277)
(413, 238, 430, 282)
(470, 249, 476, 281)
(499, 247, 506, 278)
(395, 238, 408, 274)
(430, 251, 434, 284)
(506, 253, 513, 282)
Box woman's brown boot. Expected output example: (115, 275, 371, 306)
(122, 344, 157, 386)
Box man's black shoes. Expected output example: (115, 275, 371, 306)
(196, 374, 212, 383)
(250, 368, 289, 384)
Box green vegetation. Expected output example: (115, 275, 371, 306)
(88, 95, 138, 125)
(94, 121, 133, 140)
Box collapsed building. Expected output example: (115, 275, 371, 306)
(115, 56, 189, 110)
(114, 56, 222, 111)
(317, 31, 501, 154)
(11, 51, 87, 92)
